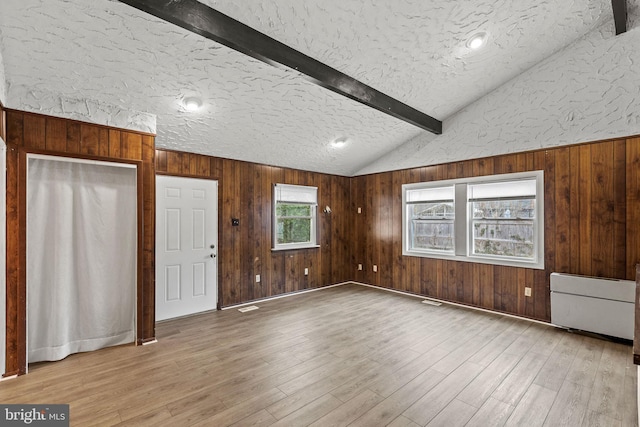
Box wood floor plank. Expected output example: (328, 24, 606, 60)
(277, 356, 370, 395)
(533, 332, 581, 391)
(309, 389, 383, 427)
(113, 408, 173, 427)
(543, 379, 592, 426)
(431, 334, 493, 375)
(69, 368, 213, 422)
(386, 415, 421, 427)
(457, 352, 521, 408)
(529, 326, 563, 357)
(329, 364, 389, 403)
(229, 409, 277, 427)
(216, 373, 300, 409)
(165, 386, 226, 417)
(623, 367, 639, 427)
(106, 369, 214, 421)
(502, 323, 544, 357)
(465, 397, 515, 427)
(367, 346, 450, 398)
(564, 335, 605, 387)
(403, 361, 484, 425)
(466, 318, 521, 367)
(425, 398, 477, 426)
(190, 388, 286, 427)
(265, 378, 338, 420)
(268, 393, 342, 427)
(267, 358, 376, 420)
(505, 383, 557, 427)
(583, 410, 622, 427)
(75, 410, 122, 427)
(219, 353, 340, 407)
(349, 368, 446, 427)
(491, 351, 548, 406)
(0, 284, 634, 427)
(588, 342, 627, 420)
(161, 394, 228, 426)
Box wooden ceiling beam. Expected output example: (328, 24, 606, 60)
(612, 0, 628, 35)
(118, 0, 442, 135)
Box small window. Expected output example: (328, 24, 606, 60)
(405, 186, 455, 254)
(273, 184, 318, 250)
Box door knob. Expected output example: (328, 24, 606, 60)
(210, 253, 216, 258)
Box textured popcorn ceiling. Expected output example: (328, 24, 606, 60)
(204, 0, 614, 119)
(0, 0, 632, 175)
(358, 19, 640, 174)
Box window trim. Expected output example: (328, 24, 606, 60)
(405, 184, 456, 255)
(402, 171, 544, 269)
(272, 183, 319, 251)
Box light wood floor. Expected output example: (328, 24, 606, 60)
(1, 283, 637, 426)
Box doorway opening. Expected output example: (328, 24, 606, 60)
(26, 154, 138, 367)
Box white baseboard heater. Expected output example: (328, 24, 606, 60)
(550, 272, 635, 340)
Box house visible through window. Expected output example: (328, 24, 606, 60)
(469, 179, 537, 260)
(402, 171, 544, 269)
(406, 185, 455, 254)
(273, 183, 318, 250)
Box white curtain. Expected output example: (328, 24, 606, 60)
(27, 157, 137, 363)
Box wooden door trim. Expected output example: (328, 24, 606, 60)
(155, 170, 219, 180)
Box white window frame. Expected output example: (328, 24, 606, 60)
(402, 171, 544, 269)
(404, 185, 456, 255)
(272, 183, 319, 251)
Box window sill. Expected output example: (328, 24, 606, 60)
(403, 249, 544, 270)
(272, 245, 320, 252)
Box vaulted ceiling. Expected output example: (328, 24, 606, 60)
(0, 0, 637, 175)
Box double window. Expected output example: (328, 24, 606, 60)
(273, 183, 318, 250)
(403, 171, 544, 269)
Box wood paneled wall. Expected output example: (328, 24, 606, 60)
(352, 137, 640, 322)
(4, 107, 640, 372)
(4, 110, 156, 376)
(155, 149, 352, 307)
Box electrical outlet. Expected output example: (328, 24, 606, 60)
(357, 207, 362, 214)
(304, 268, 309, 275)
(373, 265, 378, 272)
(358, 264, 363, 271)
(524, 287, 532, 297)
(256, 274, 261, 283)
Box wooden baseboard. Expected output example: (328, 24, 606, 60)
(220, 282, 351, 310)
(1, 370, 19, 379)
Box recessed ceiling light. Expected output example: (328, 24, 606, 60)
(330, 137, 348, 148)
(467, 32, 487, 50)
(183, 97, 203, 111)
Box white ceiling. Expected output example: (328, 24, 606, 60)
(0, 0, 629, 175)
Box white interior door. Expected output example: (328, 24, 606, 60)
(156, 175, 218, 321)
